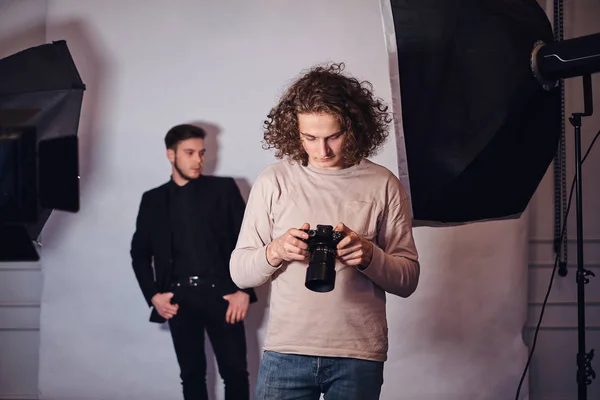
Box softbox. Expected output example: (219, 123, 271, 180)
(0, 40, 85, 261)
(388, 0, 561, 224)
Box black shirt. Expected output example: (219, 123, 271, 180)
(168, 177, 230, 282)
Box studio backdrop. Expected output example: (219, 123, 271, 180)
(37, 1, 531, 399)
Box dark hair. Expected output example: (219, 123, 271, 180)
(262, 62, 393, 166)
(164, 124, 206, 149)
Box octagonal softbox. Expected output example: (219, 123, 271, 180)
(388, 0, 561, 224)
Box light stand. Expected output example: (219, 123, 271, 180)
(569, 74, 596, 400)
(531, 32, 600, 400)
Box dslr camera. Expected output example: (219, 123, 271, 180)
(300, 224, 345, 293)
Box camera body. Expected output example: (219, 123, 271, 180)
(300, 224, 345, 292)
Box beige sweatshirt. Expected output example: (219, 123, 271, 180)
(230, 159, 420, 362)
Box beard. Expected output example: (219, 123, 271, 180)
(174, 156, 201, 182)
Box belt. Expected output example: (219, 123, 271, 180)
(170, 276, 217, 288)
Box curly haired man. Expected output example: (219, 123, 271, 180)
(230, 63, 420, 399)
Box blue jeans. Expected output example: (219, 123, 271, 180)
(254, 351, 384, 400)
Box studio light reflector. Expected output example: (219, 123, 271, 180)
(388, 0, 561, 224)
(0, 40, 85, 261)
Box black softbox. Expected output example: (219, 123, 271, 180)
(0, 40, 85, 261)
(389, 0, 561, 224)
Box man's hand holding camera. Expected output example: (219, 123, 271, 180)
(266, 222, 373, 270)
(266, 222, 311, 267)
(334, 223, 374, 269)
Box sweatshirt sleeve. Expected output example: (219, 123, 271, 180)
(359, 193, 420, 298)
(230, 172, 279, 289)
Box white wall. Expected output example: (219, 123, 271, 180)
(35, 1, 529, 400)
(37, 1, 403, 399)
(0, 0, 46, 58)
(0, 2, 47, 399)
(0, 1, 598, 400)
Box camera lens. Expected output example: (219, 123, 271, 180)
(305, 244, 336, 292)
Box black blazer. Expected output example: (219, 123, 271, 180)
(130, 175, 257, 323)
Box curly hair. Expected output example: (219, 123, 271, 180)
(262, 62, 393, 166)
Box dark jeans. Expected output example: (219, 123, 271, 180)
(168, 284, 249, 400)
